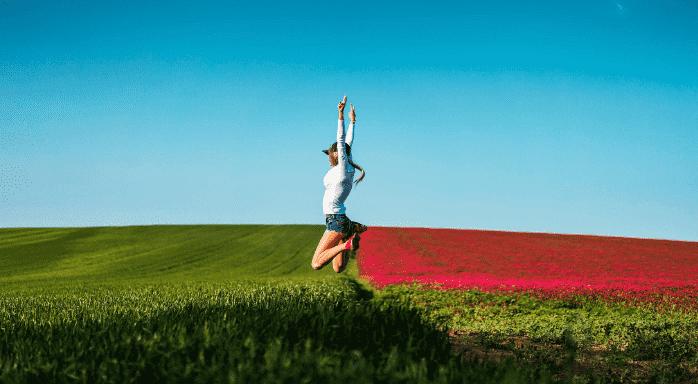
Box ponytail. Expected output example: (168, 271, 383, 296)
(342, 143, 366, 185)
(348, 158, 366, 185)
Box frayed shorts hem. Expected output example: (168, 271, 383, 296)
(325, 213, 352, 235)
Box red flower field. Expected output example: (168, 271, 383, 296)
(358, 227, 698, 309)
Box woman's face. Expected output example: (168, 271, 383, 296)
(328, 151, 338, 166)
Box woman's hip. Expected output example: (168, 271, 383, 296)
(325, 213, 352, 234)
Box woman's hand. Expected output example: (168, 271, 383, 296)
(349, 103, 356, 123)
(337, 95, 347, 119)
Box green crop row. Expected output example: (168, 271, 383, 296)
(0, 279, 555, 383)
(377, 284, 698, 383)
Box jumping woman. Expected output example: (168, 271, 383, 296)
(311, 95, 368, 273)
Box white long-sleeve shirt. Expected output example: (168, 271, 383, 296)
(323, 119, 356, 215)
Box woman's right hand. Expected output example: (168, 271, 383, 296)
(338, 95, 347, 112)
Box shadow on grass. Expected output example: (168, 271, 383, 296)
(0, 281, 556, 383)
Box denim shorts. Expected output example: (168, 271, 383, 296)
(325, 213, 352, 235)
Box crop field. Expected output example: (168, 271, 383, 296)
(359, 227, 698, 310)
(360, 227, 698, 382)
(1, 224, 697, 383)
(0, 225, 548, 383)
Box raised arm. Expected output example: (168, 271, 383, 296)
(336, 96, 349, 169)
(346, 103, 356, 147)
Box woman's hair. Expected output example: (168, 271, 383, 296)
(348, 157, 366, 185)
(342, 144, 366, 185)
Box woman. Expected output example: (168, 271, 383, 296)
(311, 95, 368, 273)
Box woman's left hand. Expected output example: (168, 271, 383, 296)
(349, 103, 356, 123)
(338, 95, 347, 112)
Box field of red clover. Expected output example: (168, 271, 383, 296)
(358, 226, 698, 310)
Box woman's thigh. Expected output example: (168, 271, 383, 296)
(314, 229, 344, 255)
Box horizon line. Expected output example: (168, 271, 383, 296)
(1, 223, 696, 243)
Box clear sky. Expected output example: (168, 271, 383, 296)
(1, 0, 697, 241)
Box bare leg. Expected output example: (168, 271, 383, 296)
(332, 249, 349, 273)
(311, 230, 347, 270)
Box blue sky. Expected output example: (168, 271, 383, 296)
(1, 0, 697, 241)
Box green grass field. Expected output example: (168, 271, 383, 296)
(1, 225, 696, 383)
(0, 225, 551, 383)
(0, 225, 336, 286)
